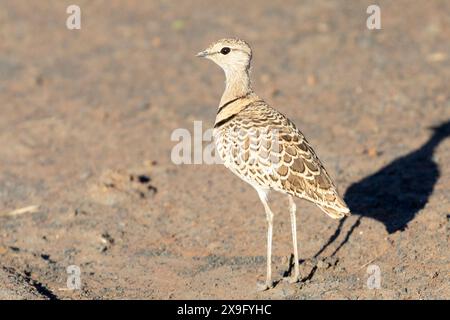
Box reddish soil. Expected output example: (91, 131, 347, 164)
(0, 0, 449, 299)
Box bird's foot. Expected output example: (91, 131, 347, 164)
(256, 280, 274, 292)
(282, 275, 300, 284)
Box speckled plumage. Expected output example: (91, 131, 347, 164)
(198, 38, 349, 290)
(214, 99, 350, 219)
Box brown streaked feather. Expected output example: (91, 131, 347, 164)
(214, 99, 350, 219)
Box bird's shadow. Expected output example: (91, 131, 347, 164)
(314, 119, 450, 259)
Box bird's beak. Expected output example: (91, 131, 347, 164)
(196, 50, 208, 58)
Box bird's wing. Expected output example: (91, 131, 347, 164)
(222, 101, 350, 219)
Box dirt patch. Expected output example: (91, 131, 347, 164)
(0, 0, 449, 299)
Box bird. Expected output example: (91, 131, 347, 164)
(197, 38, 350, 291)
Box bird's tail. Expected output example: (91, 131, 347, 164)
(318, 195, 351, 219)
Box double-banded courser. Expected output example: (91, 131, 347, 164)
(197, 39, 350, 290)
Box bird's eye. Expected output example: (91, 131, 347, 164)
(220, 47, 231, 55)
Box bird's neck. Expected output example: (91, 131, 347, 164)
(220, 67, 253, 107)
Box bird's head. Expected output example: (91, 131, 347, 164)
(196, 38, 252, 74)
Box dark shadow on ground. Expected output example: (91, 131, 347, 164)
(315, 120, 450, 258)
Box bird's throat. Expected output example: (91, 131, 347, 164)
(220, 68, 253, 107)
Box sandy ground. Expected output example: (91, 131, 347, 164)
(0, 0, 449, 299)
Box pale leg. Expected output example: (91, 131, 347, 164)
(256, 189, 274, 291)
(285, 195, 300, 283)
